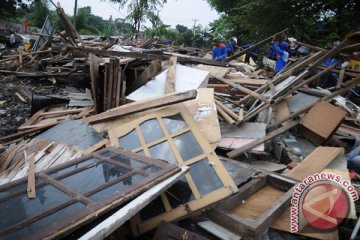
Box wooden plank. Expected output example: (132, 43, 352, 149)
(215, 99, 240, 122)
(217, 104, 236, 125)
(103, 61, 109, 111)
(84, 90, 197, 124)
(89, 53, 101, 113)
(26, 151, 36, 199)
(112, 59, 119, 109)
(286, 147, 344, 181)
(275, 100, 290, 123)
(212, 75, 270, 103)
(107, 59, 114, 110)
(81, 139, 109, 155)
(128, 60, 162, 92)
(228, 78, 268, 86)
(165, 57, 177, 94)
(116, 65, 122, 107)
(300, 101, 347, 139)
(336, 68, 345, 89)
(227, 120, 299, 158)
(69, 47, 227, 67)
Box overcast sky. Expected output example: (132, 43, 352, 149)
(55, 0, 220, 28)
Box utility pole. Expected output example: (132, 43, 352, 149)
(73, 0, 78, 29)
(192, 18, 199, 34)
(192, 18, 199, 46)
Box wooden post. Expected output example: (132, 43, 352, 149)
(215, 99, 240, 122)
(336, 68, 345, 89)
(165, 57, 177, 94)
(216, 104, 236, 125)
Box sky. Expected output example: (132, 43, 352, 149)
(55, 0, 220, 28)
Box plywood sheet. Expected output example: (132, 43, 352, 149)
(231, 185, 285, 219)
(300, 101, 347, 139)
(285, 147, 344, 181)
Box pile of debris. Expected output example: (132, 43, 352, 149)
(1, 3, 360, 240)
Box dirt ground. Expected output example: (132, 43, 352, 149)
(0, 75, 63, 136)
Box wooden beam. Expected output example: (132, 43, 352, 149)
(227, 120, 299, 158)
(68, 47, 227, 67)
(225, 28, 289, 62)
(26, 151, 36, 199)
(165, 57, 177, 94)
(212, 75, 270, 103)
(296, 41, 325, 52)
(84, 90, 198, 124)
(309, 40, 347, 72)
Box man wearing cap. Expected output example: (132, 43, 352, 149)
(271, 36, 289, 72)
(212, 39, 227, 62)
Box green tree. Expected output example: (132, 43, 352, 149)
(27, 0, 50, 28)
(108, 0, 167, 39)
(0, 0, 30, 20)
(207, 0, 360, 46)
(175, 24, 188, 34)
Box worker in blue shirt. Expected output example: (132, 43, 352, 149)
(212, 40, 227, 62)
(271, 36, 289, 72)
(226, 38, 237, 56)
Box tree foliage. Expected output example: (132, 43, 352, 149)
(207, 0, 360, 46)
(107, 0, 167, 38)
(0, 0, 30, 20)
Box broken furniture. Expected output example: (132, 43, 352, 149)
(209, 173, 295, 238)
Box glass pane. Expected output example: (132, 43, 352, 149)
(89, 174, 145, 201)
(163, 114, 188, 134)
(0, 184, 71, 230)
(113, 155, 145, 169)
(166, 176, 195, 208)
(59, 162, 128, 194)
(136, 150, 145, 156)
(3, 202, 85, 240)
(173, 131, 203, 161)
(189, 159, 223, 196)
(0, 177, 43, 198)
(118, 130, 141, 150)
(49, 158, 98, 178)
(149, 141, 177, 164)
(145, 166, 160, 174)
(140, 196, 166, 221)
(140, 119, 164, 143)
